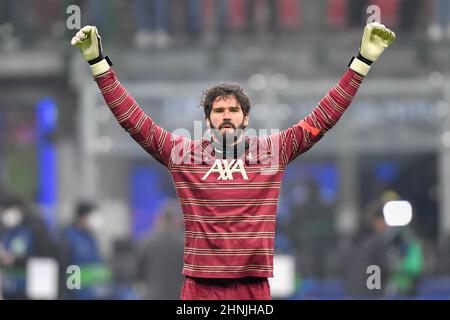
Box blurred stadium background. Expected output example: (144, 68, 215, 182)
(1, 0, 450, 300)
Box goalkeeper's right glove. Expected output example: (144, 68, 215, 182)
(349, 22, 396, 76)
(71, 25, 112, 76)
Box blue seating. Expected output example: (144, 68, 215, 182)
(293, 278, 345, 300)
(416, 277, 450, 300)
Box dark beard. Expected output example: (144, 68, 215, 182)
(210, 120, 246, 146)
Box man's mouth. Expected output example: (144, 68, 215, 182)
(220, 123, 235, 130)
(211, 122, 245, 147)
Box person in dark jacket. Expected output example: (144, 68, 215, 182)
(58, 201, 112, 299)
(0, 197, 55, 299)
(135, 200, 184, 299)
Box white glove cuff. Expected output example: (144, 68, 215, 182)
(90, 59, 110, 76)
(349, 57, 370, 76)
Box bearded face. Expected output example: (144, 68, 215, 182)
(207, 95, 248, 146)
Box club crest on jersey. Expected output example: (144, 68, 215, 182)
(202, 159, 248, 181)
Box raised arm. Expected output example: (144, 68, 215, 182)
(276, 22, 395, 166)
(71, 26, 177, 167)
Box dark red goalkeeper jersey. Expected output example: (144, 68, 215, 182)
(94, 68, 364, 278)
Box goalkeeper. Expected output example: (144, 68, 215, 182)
(71, 23, 395, 300)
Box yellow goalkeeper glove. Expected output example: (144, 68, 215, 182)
(71, 25, 112, 76)
(349, 22, 396, 76)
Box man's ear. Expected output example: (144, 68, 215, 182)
(243, 115, 249, 127)
(206, 118, 211, 129)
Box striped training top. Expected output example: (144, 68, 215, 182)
(94, 68, 364, 278)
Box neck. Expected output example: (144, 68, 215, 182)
(212, 135, 247, 159)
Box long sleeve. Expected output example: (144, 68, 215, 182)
(94, 69, 178, 167)
(274, 68, 364, 166)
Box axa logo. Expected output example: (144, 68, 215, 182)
(202, 159, 248, 181)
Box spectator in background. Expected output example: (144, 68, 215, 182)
(170, 0, 203, 46)
(398, 0, 422, 34)
(267, 0, 280, 35)
(245, 0, 279, 35)
(0, 197, 55, 299)
(428, 0, 450, 41)
(288, 180, 335, 279)
(301, 0, 326, 31)
(110, 238, 140, 300)
(85, 0, 118, 42)
(58, 201, 113, 299)
(385, 227, 424, 297)
(341, 191, 424, 299)
(186, 0, 203, 44)
(277, 0, 301, 34)
(215, 0, 230, 39)
(347, 0, 369, 28)
(341, 195, 393, 298)
(134, 0, 171, 49)
(0, 0, 22, 51)
(135, 199, 184, 300)
(246, 0, 259, 35)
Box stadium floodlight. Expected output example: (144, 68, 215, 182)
(383, 200, 412, 226)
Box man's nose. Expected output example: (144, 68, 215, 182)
(223, 109, 232, 119)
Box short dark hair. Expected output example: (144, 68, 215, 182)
(76, 201, 96, 218)
(200, 83, 251, 119)
(1, 196, 25, 211)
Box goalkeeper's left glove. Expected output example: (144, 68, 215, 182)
(349, 22, 396, 76)
(71, 25, 112, 76)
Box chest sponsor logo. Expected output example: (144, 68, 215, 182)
(202, 159, 248, 181)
